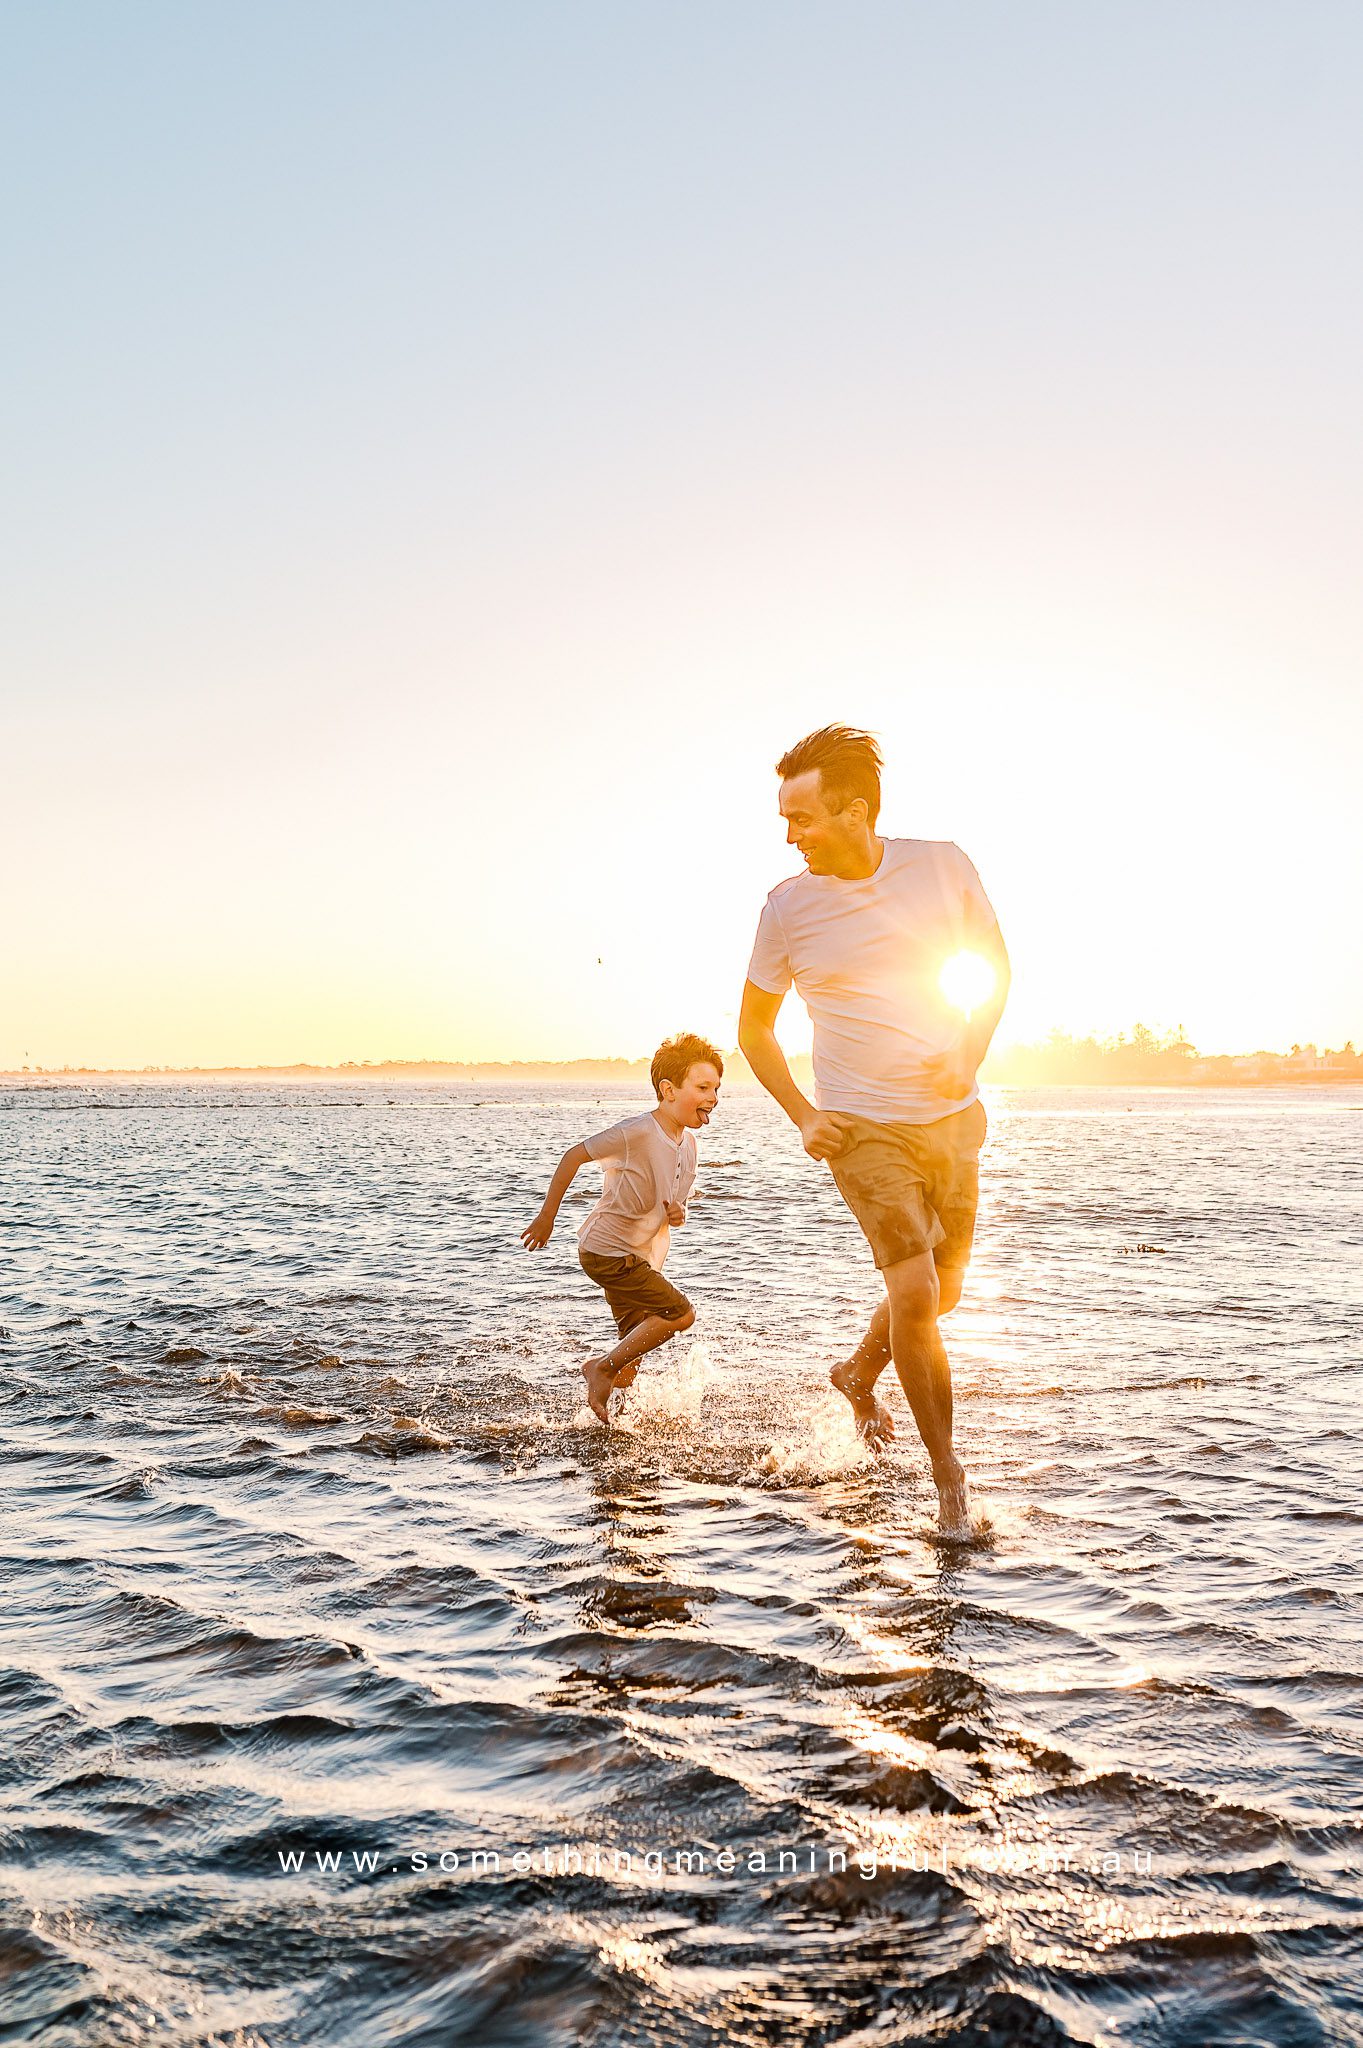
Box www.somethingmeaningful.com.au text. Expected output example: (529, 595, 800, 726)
(277, 1841, 1156, 1881)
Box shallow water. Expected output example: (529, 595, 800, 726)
(2, 1082, 1362, 2047)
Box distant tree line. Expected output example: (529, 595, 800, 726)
(985, 1027, 1362, 1085)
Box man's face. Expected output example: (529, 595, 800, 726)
(779, 770, 863, 875)
(664, 1062, 721, 1128)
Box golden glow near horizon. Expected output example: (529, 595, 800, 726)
(3, 683, 1359, 1070)
(939, 951, 997, 1020)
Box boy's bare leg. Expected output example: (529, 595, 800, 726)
(582, 1310, 695, 1424)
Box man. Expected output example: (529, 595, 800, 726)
(738, 725, 1009, 1538)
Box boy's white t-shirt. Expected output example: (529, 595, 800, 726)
(578, 1111, 698, 1269)
(746, 837, 999, 1125)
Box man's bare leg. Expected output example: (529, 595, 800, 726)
(882, 1251, 971, 1538)
(829, 1297, 895, 1446)
(582, 1308, 696, 1424)
(830, 1264, 966, 1449)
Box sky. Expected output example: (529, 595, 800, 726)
(3, 1, 1360, 1069)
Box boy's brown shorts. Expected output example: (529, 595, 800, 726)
(827, 1098, 987, 1275)
(579, 1249, 693, 1338)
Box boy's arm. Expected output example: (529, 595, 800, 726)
(521, 1141, 591, 1250)
(667, 1139, 698, 1224)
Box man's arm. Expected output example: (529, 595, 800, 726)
(738, 980, 850, 1162)
(521, 1141, 591, 1249)
(926, 920, 1012, 1099)
(961, 918, 1011, 1070)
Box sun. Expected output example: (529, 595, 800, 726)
(939, 950, 996, 1017)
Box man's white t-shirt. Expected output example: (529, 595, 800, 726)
(578, 1111, 698, 1269)
(746, 838, 999, 1125)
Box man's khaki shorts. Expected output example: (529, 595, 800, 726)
(827, 1098, 987, 1274)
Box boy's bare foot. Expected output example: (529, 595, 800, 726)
(829, 1359, 895, 1449)
(933, 1454, 973, 1541)
(581, 1355, 619, 1424)
(581, 1353, 641, 1426)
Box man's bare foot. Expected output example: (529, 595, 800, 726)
(581, 1355, 619, 1425)
(829, 1360, 895, 1450)
(933, 1454, 973, 1541)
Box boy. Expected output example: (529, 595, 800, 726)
(521, 1033, 723, 1424)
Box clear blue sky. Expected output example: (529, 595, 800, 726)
(3, 2, 1361, 1065)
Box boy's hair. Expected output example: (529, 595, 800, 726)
(776, 724, 882, 827)
(651, 1032, 724, 1098)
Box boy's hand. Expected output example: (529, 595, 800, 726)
(521, 1210, 555, 1250)
(665, 1201, 685, 1226)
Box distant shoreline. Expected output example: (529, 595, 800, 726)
(2, 1060, 1359, 1091)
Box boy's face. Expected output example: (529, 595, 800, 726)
(661, 1062, 722, 1128)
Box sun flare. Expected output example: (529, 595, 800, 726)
(939, 950, 997, 1017)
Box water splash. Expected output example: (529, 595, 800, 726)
(625, 1338, 714, 1426)
(567, 1339, 716, 1434)
(752, 1389, 876, 1483)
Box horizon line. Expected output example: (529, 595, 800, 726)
(3, 1030, 1359, 1083)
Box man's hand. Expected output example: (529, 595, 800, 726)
(922, 1049, 976, 1101)
(520, 1210, 556, 1250)
(665, 1201, 686, 1226)
(799, 1110, 854, 1162)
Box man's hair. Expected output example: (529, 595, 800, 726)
(651, 1032, 724, 1098)
(776, 724, 882, 826)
